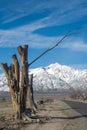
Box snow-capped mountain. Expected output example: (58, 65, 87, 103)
(30, 63, 87, 91)
(0, 74, 9, 91)
(0, 63, 87, 91)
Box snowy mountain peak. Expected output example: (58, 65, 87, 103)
(30, 63, 87, 91)
(0, 63, 87, 92)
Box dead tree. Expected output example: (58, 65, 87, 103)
(17, 45, 29, 117)
(1, 45, 36, 119)
(1, 29, 77, 120)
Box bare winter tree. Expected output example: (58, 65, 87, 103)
(1, 45, 36, 119)
(1, 29, 76, 120)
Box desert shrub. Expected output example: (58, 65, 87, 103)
(70, 89, 83, 100)
(70, 89, 87, 100)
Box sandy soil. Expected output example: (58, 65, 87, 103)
(0, 99, 87, 130)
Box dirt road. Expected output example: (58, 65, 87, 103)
(24, 99, 87, 130)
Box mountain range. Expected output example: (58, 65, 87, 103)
(0, 63, 87, 92)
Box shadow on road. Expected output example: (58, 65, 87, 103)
(50, 114, 87, 120)
(63, 100, 87, 117)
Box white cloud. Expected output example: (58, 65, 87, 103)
(0, 22, 87, 53)
(60, 37, 87, 52)
(0, 31, 58, 48)
(0, 0, 87, 51)
(1, 0, 87, 26)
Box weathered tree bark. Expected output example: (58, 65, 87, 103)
(1, 63, 19, 115)
(12, 55, 20, 92)
(12, 55, 20, 118)
(17, 45, 31, 118)
(1, 45, 36, 120)
(28, 74, 37, 111)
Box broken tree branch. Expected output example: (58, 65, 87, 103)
(28, 30, 73, 67)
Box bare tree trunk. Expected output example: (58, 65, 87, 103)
(1, 63, 19, 116)
(1, 44, 36, 120)
(29, 74, 37, 111)
(12, 55, 20, 118)
(17, 45, 29, 118)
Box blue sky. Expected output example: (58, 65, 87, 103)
(0, 0, 87, 73)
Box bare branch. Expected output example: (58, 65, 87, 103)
(28, 30, 73, 67)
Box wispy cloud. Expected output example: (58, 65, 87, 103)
(1, 0, 87, 26)
(0, 24, 58, 48)
(0, 19, 87, 52)
(60, 37, 87, 52)
(0, 0, 87, 51)
(0, 24, 87, 53)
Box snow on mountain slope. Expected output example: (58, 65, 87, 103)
(0, 63, 87, 91)
(30, 63, 87, 91)
(0, 74, 9, 91)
